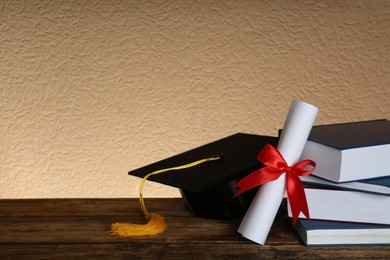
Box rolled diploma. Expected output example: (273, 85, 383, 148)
(237, 100, 319, 245)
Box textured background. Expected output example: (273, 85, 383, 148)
(1, 0, 389, 198)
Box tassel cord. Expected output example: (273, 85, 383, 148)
(110, 155, 221, 237)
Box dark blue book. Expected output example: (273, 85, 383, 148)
(300, 175, 390, 196)
(293, 219, 390, 246)
(300, 119, 390, 182)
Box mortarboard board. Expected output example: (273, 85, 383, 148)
(129, 133, 278, 220)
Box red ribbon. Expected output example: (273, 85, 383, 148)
(234, 144, 316, 224)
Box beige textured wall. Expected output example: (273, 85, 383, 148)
(1, 0, 389, 198)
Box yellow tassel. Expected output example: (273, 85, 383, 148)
(110, 213, 167, 236)
(110, 156, 221, 237)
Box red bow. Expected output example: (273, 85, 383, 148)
(234, 144, 316, 224)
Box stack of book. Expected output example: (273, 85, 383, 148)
(287, 119, 390, 246)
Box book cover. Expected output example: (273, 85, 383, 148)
(300, 175, 390, 196)
(307, 119, 390, 149)
(300, 119, 390, 182)
(293, 219, 390, 246)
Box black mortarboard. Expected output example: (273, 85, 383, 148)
(129, 133, 278, 220)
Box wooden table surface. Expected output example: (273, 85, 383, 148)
(0, 198, 389, 259)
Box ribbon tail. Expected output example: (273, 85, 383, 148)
(287, 173, 310, 224)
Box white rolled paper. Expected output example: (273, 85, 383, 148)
(238, 100, 319, 245)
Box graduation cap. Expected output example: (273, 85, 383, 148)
(129, 133, 278, 220)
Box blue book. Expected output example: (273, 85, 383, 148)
(293, 219, 390, 246)
(300, 175, 390, 196)
(300, 119, 390, 182)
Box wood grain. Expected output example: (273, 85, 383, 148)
(0, 198, 389, 259)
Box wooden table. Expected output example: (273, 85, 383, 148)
(0, 198, 389, 259)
